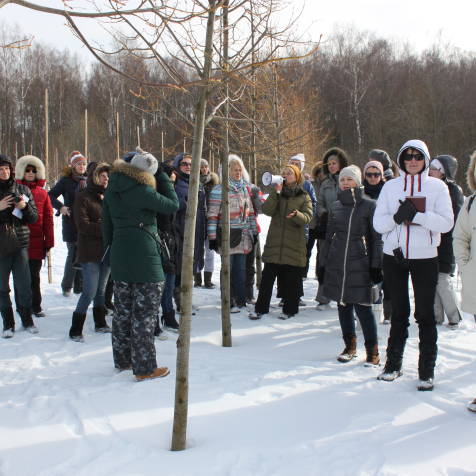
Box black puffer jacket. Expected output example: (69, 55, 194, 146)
(434, 155, 465, 274)
(320, 187, 382, 305)
(0, 176, 38, 251)
(49, 167, 87, 242)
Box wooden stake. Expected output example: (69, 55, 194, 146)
(161, 131, 164, 162)
(137, 125, 140, 148)
(44, 88, 53, 284)
(84, 109, 88, 156)
(116, 112, 120, 159)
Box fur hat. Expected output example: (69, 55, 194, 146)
(285, 164, 303, 185)
(15, 155, 46, 180)
(363, 160, 384, 180)
(69, 151, 87, 168)
(289, 153, 305, 171)
(130, 147, 158, 176)
(339, 165, 362, 187)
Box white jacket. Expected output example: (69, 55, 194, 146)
(373, 139, 454, 259)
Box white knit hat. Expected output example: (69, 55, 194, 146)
(130, 147, 158, 175)
(339, 165, 362, 187)
(289, 153, 305, 171)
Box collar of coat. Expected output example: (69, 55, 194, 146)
(281, 184, 305, 198)
(337, 186, 365, 205)
(111, 159, 156, 188)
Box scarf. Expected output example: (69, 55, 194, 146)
(72, 171, 87, 191)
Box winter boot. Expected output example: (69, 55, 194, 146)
(162, 310, 180, 332)
(377, 342, 404, 380)
(382, 299, 392, 324)
(337, 334, 357, 362)
(204, 271, 215, 289)
(93, 306, 111, 333)
(194, 272, 202, 288)
(69, 311, 87, 342)
(135, 367, 170, 382)
(18, 306, 37, 333)
(364, 342, 380, 367)
(1, 307, 15, 338)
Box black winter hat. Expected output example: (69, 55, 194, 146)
(368, 149, 391, 171)
(0, 154, 13, 175)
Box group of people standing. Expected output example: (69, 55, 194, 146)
(1, 140, 476, 406)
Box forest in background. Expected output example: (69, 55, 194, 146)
(1, 23, 475, 190)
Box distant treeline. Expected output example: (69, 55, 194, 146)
(1, 24, 475, 190)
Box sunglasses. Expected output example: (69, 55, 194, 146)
(365, 172, 381, 178)
(25, 167, 37, 173)
(180, 162, 192, 167)
(403, 152, 424, 161)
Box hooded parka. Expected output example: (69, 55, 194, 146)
(102, 160, 179, 283)
(320, 187, 382, 305)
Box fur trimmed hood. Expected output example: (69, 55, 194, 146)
(322, 147, 350, 175)
(15, 155, 46, 180)
(467, 150, 476, 193)
(208, 171, 220, 186)
(311, 161, 324, 181)
(111, 159, 156, 189)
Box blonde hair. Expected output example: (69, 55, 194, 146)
(226, 154, 250, 183)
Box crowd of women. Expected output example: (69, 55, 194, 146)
(1, 139, 476, 410)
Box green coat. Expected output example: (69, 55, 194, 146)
(261, 185, 313, 267)
(102, 160, 179, 283)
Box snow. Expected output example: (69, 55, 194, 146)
(1, 215, 476, 476)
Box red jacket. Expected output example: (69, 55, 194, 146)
(17, 179, 54, 259)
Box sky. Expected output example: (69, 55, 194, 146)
(0, 0, 475, 63)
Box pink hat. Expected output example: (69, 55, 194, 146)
(364, 160, 385, 179)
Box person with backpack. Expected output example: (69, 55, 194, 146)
(373, 139, 453, 391)
(429, 155, 464, 328)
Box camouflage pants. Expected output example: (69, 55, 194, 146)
(112, 281, 164, 376)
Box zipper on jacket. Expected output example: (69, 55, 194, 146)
(340, 189, 356, 306)
(361, 236, 367, 255)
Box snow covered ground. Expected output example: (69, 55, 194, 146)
(1, 215, 476, 476)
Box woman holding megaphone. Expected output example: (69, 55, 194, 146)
(249, 165, 313, 320)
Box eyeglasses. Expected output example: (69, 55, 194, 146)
(403, 153, 424, 161)
(25, 167, 37, 173)
(180, 162, 192, 167)
(365, 172, 381, 178)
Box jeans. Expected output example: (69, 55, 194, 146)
(161, 272, 175, 315)
(229, 253, 246, 307)
(337, 303, 378, 344)
(74, 261, 111, 314)
(0, 247, 32, 311)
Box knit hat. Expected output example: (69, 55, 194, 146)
(430, 158, 444, 173)
(69, 151, 87, 167)
(200, 158, 209, 168)
(289, 153, 305, 171)
(130, 147, 158, 175)
(285, 164, 302, 184)
(363, 160, 384, 179)
(339, 165, 362, 187)
(0, 154, 13, 170)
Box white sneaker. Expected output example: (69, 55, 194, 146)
(417, 378, 434, 391)
(230, 306, 241, 313)
(25, 325, 39, 334)
(316, 303, 331, 311)
(248, 311, 263, 320)
(2, 328, 14, 339)
(377, 369, 402, 381)
(278, 313, 294, 320)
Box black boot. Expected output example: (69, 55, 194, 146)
(1, 307, 15, 338)
(204, 271, 215, 289)
(194, 273, 202, 287)
(162, 310, 179, 332)
(364, 341, 380, 366)
(18, 306, 37, 333)
(93, 306, 111, 333)
(69, 311, 87, 342)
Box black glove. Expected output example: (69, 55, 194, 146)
(393, 199, 417, 225)
(253, 234, 259, 245)
(317, 266, 325, 284)
(209, 239, 219, 252)
(370, 267, 383, 284)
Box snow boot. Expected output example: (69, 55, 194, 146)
(194, 272, 202, 287)
(417, 378, 434, 391)
(162, 310, 179, 332)
(18, 306, 37, 333)
(204, 271, 215, 289)
(377, 369, 403, 381)
(93, 306, 111, 333)
(364, 342, 380, 367)
(1, 307, 15, 337)
(135, 366, 170, 382)
(69, 311, 86, 342)
(337, 333, 357, 362)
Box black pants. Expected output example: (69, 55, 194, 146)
(383, 254, 438, 379)
(255, 263, 302, 316)
(245, 241, 257, 300)
(29, 259, 43, 313)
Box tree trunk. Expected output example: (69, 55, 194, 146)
(171, 0, 217, 452)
